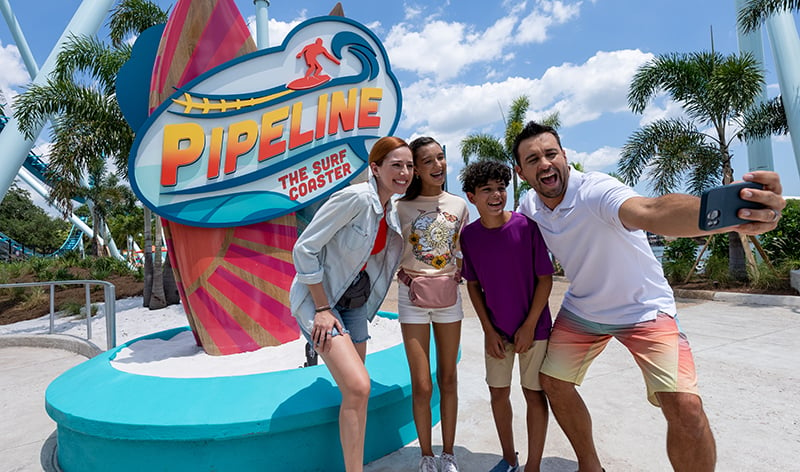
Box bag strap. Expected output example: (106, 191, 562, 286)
(397, 268, 413, 286)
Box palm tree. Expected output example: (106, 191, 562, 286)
(13, 0, 170, 304)
(75, 163, 138, 256)
(619, 50, 768, 281)
(737, 0, 800, 34)
(736, 0, 798, 141)
(461, 96, 560, 208)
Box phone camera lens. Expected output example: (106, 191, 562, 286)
(708, 210, 720, 219)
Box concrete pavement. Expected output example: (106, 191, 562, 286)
(1, 280, 799, 471)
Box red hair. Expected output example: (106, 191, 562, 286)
(369, 136, 409, 165)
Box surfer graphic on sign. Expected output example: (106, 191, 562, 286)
(288, 37, 341, 90)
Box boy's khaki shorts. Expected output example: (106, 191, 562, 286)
(485, 339, 548, 390)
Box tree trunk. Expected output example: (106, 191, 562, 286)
(163, 254, 181, 305)
(143, 207, 153, 307)
(91, 207, 101, 257)
(728, 230, 749, 282)
(149, 217, 167, 310)
(721, 154, 748, 281)
(512, 172, 519, 210)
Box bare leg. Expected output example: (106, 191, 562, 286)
(657, 392, 716, 472)
(540, 373, 602, 472)
(489, 386, 517, 465)
(433, 320, 462, 455)
(354, 341, 367, 363)
(319, 335, 371, 472)
(521, 388, 548, 472)
(401, 323, 435, 457)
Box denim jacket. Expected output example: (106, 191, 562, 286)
(290, 176, 404, 335)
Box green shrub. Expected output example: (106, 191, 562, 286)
(662, 238, 699, 284)
(20, 286, 46, 310)
(52, 266, 76, 280)
(59, 301, 98, 318)
(702, 253, 731, 285)
(761, 199, 800, 264)
(28, 257, 55, 281)
(749, 260, 795, 292)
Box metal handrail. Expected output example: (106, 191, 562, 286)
(0, 280, 116, 349)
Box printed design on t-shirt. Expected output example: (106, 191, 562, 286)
(408, 207, 461, 269)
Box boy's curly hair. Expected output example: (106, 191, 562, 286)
(460, 160, 512, 194)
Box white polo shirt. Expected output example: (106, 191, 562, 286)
(519, 170, 676, 325)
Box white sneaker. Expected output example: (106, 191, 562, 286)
(419, 455, 437, 472)
(440, 452, 458, 472)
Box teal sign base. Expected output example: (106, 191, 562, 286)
(46, 324, 447, 471)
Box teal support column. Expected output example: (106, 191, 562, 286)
(735, 0, 775, 171)
(766, 11, 800, 174)
(0, 0, 39, 76)
(0, 0, 117, 203)
(253, 0, 270, 49)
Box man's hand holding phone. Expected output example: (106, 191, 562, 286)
(699, 172, 786, 234)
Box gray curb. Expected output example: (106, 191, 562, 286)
(552, 276, 800, 308)
(0, 334, 102, 358)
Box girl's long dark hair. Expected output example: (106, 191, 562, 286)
(400, 136, 444, 201)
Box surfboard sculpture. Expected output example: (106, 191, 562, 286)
(127, 0, 403, 356)
(147, 0, 299, 355)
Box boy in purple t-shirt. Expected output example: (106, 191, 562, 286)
(459, 160, 554, 472)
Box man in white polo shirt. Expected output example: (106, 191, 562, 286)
(513, 121, 786, 472)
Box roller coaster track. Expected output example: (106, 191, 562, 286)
(0, 115, 87, 259)
(0, 223, 83, 260)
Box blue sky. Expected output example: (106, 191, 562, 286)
(1, 0, 799, 217)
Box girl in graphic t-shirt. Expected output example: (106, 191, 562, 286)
(395, 137, 469, 472)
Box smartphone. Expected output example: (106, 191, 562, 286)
(699, 182, 765, 231)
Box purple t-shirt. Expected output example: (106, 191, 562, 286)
(461, 212, 554, 341)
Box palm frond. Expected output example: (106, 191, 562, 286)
(53, 35, 132, 95)
(109, 0, 170, 47)
(460, 134, 506, 165)
(740, 96, 789, 141)
(737, 0, 800, 34)
(618, 118, 710, 194)
(686, 144, 725, 195)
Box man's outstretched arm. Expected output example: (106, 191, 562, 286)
(619, 171, 786, 237)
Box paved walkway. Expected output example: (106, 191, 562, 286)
(2, 281, 799, 471)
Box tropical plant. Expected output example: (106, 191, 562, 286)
(736, 1, 798, 141)
(461, 96, 560, 208)
(619, 50, 775, 281)
(760, 198, 800, 265)
(737, 0, 800, 34)
(12, 0, 172, 306)
(0, 185, 70, 252)
(661, 237, 699, 284)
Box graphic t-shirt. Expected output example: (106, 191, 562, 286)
(461, 212, 554, 341)
(396, 192, 470, 277)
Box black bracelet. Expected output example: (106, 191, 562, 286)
(314, 305, 331, 313)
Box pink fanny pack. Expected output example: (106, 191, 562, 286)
(398, 269, 460, 309)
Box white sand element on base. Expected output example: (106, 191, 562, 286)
(0, 297, 404, 378)
(110, 315, 403, 378)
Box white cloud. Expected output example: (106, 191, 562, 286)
(400, 49, 654, 141)
(567, 145, 621, 171)
(0, 42, 29, 101)
(514, 0, 581, 44)
(537, 49, 654, 126)
(244, 15, 306, 47)
(385, 1, 583, 82)
(404, 4, 423, 20)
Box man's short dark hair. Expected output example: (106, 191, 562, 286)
(460, 160, 511, 194)
(512, 121, 563, 165)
